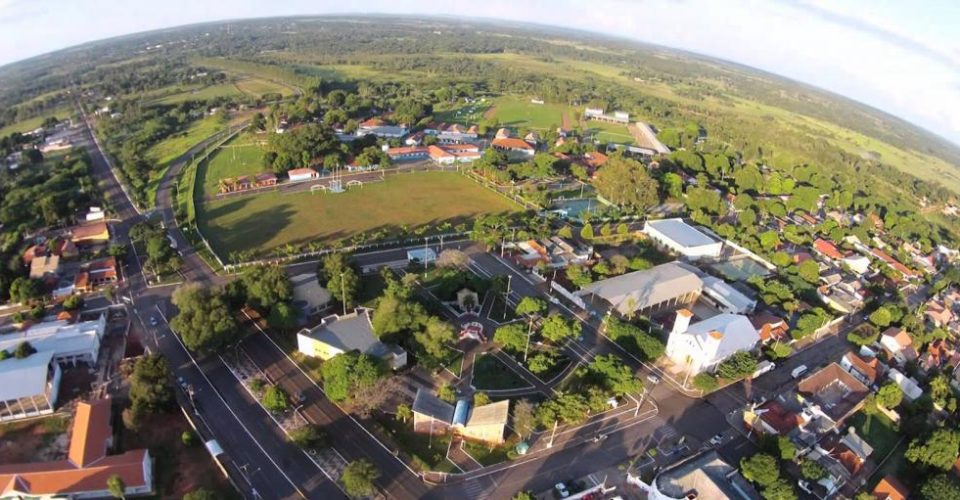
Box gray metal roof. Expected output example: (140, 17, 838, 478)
(0, 350, 54, 401)
(412, 389, 455, 422)
(301, 308, 388, 357)
(655, 450, 760, 500)
(645, 218, 718, 249)
(702, 276, 756, 312)
(576, 262, 703, 314)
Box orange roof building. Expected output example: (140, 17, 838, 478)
(813, 238, 844, 261)
(70, 222, 110, 246)
(491, 137, 535, 156)
(872, 476, 908, 500)
(0, 400, 153, 498)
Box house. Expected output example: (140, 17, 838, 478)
(0, 400, 153, 498)
(386, 146, 430, 162)
(411, 390, 510, 444)
(254, 172, 277, 187)
(512, 237, 593, 269)
(925, 300, 954, 327)
(701, 276, 756, 314)
(920, 338, 951, 373)
(70, 222, 110, 246)
(664, 309, 760, 375)
(583, 107, 630, 125)
(582, 151, 608, 177)
(750, 313, 789, 343)
(0, 350, 61, 422)
(743, 400, 802, 436)
(843, 254, 872, 275)
(494, 127, 511, 139)
(288, 168, 318, 182)
(491, 137, 535, 157)
(812, 431, 870, 484)
(290, 273, 332, 316)
(887, 368, 923, 402)
(356, 120, 408, 138)
(871, 476, 908, 500)
(576, 262, 703, 316)
(813, 238, 844, 261)
(879, 327, 918, 364)
(296, 308, 407, 369)
(404, 131, 425, 146)
(640, 450, 759, 500)
(871, 248, 917, 280)
(0, 314, 106, 366)
(642, 218, 723, 261)
(840, 351, 883, 387)
(797, 363, 870, 430)
(427, 144, 481, 165)
(29, 254, 61, 280)
(74, 257, 119, 293)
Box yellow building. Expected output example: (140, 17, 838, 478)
(411, 389, 510, 445)
(296, 308, 407, 369)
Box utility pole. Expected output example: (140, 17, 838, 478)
(340, 270, 347, 315)
(503, 275, 512, 320)
(523, 320, 533, 362)
(548, 419, 558, 448)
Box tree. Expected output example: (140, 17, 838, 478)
(777, 436, 797, 460)
(513, 399, 536, 438)
(905, 429, 960, 471)
(267, 302, 298, 330)
(586, 355, 643, 395)
(762, 478, 798, 500)
(494, 324, 528, 353)
(527, 351, 558, 375)
(171, 284, 238, 354)
(437, 383, 456, 403)
(920, 474, 960, 500)
(716, 351, 758, 380)
(107, 474, 126, 499)
(740, 453, 780, 488)
(396, 403, 413, 423)
(9, 277, 43, 304)
(181, 430, 196, 447)
(515, 297, 546, 318)
(322, 253, 359, 310)
(847, 325, 878, 346)
(62, 295, 84, 311)
(14, 341, 35, 359)
(289, 425, 328, 449)
(473, 392, 491, 406)
(341, 459, 379, 498)
(869, 307, 894, 328)
(800, 459, 827, 480)
(580, 223, 594, 240)
(262, 385, 290, 412)
(129, 354, 173, 414)
(436, 249, 469, 269)
(593, 155, 660, 213)
(876, 382, 904, 409)
(540, 314, 580, 344)
(513, 491, 536, 500)
(183, 489, 219, 500)
(414, 317, 455, 361)
(321, 352, 384, 403)
(241, 265, 292, 311)
(797, 259, 820, 283)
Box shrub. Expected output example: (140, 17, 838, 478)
(262, 385, 290, 412)
(693, 373, 718, 392)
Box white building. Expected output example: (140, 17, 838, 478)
(842, 254, 872, 275)
(887, 368, 923, 402)
(643, 219, 723, 261)
(665, 309, 760, 375)
(0, 314, 106, 366)
(701, 276, 756, 314)
(0, 350, 61, 422)
(288, 168, 318, 182)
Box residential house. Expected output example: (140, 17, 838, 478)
(0, 399, 153, 498)
(254, 172, 277, 187)
(296, 308, 407, 369)
(879, 327, 918, 365)
(743, 400, 802, 437)
(576, 262, 703, 316)
(664, 309, 760, 375)
(811, 429, 872, 487)
(796, 363, 870, 432)
(642, 218, 723, 261)
(0, 350, 61, 422)
(427, 144, 481, 165)
(871, 248, 918, 280)
(750, 313, 789, 343)
(813, 238, 844, 261)
(512, 237, 593, 269)
(925, 300, 954, 328)
(632, 122, 672, 155)
(491, 137, 535, 158)
(843, 254, 872, 275)
(871, 476, 908, 500)
(70, 222, 110, 247)
(29, 254, 61, 281)
(840, 351, 884, 387)
(74, 256, 118, 293)
(411, 390, 510, 444)
(290, 273, 332, 316)
(887, 368, 923, 402)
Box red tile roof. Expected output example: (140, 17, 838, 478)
(872, 475, 908, 500)
(491, 137, 534, 151)
(813, 238, 844, 260)
(757, 402, 802, 435)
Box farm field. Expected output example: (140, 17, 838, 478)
(433, 99, 492, 125)
(196, 171, 523, 258)
(490, 96, 569, 131)
(235, 78, 295, 98)
(197, 133, 267, 198)
(150, 83, 243, 105)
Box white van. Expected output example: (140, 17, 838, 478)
(791, 365, 809, 379)
(752, 361, 776, 379)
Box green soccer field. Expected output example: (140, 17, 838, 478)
(197, 133, 267, 198)
(491, 96, 569, 130)
(196, 171, 524, 258)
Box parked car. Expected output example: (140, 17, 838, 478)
(149, 316, 159, 326)
(752, 361, 776, 379)
(709, 433, 724, 446)
(554, 483, 570, 498)
(791, 365, 809, 379)
(646, 373, 661, 385)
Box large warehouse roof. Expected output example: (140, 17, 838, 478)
(645, 219, 718, 249)
(0, 350, 54, 401)
(576, 262, 702, 313)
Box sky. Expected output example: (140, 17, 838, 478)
(2, 0, 960, 146)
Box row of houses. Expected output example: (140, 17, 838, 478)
(384, 144, 482, 165)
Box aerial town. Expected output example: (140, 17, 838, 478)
(0, 11, 959, 500)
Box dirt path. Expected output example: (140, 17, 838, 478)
(482, 105, 498, 121)
(561, 112, 574, 130)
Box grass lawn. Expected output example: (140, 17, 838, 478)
(235, 78, 295, 98)
(492, 96, 569, 130)
(197, 171, 523, 258)
(0, 104, 76, 136)
(462, 438, 515, 466)
(150, 83, 243, 105)
(848, 410, 900, 458)
(472, 353, 529, 391)
(197, 134, 267, 198)
(374, 415, 456, 473)
(582, 120, 634, 145)
(144, 115, 232, 205)
(433, 100, 492, 126)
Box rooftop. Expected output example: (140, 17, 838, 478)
(797, 363, 869, 423)
(0, 350, 55, 401)
(412, 389, 454, 422)
(0, 315, 105, 360)
(577, 262, 702, 314)
(654, 450, 759, 500)
(644, 218, 719, 249)
(299, 308, 392, 359)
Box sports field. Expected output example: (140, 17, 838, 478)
(196, 133, 267, 198)
(197, 172, 523, 257)
(491, 96, 569, 130)
(235, 78, 294, 98)
(583, 120, 634, 145)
